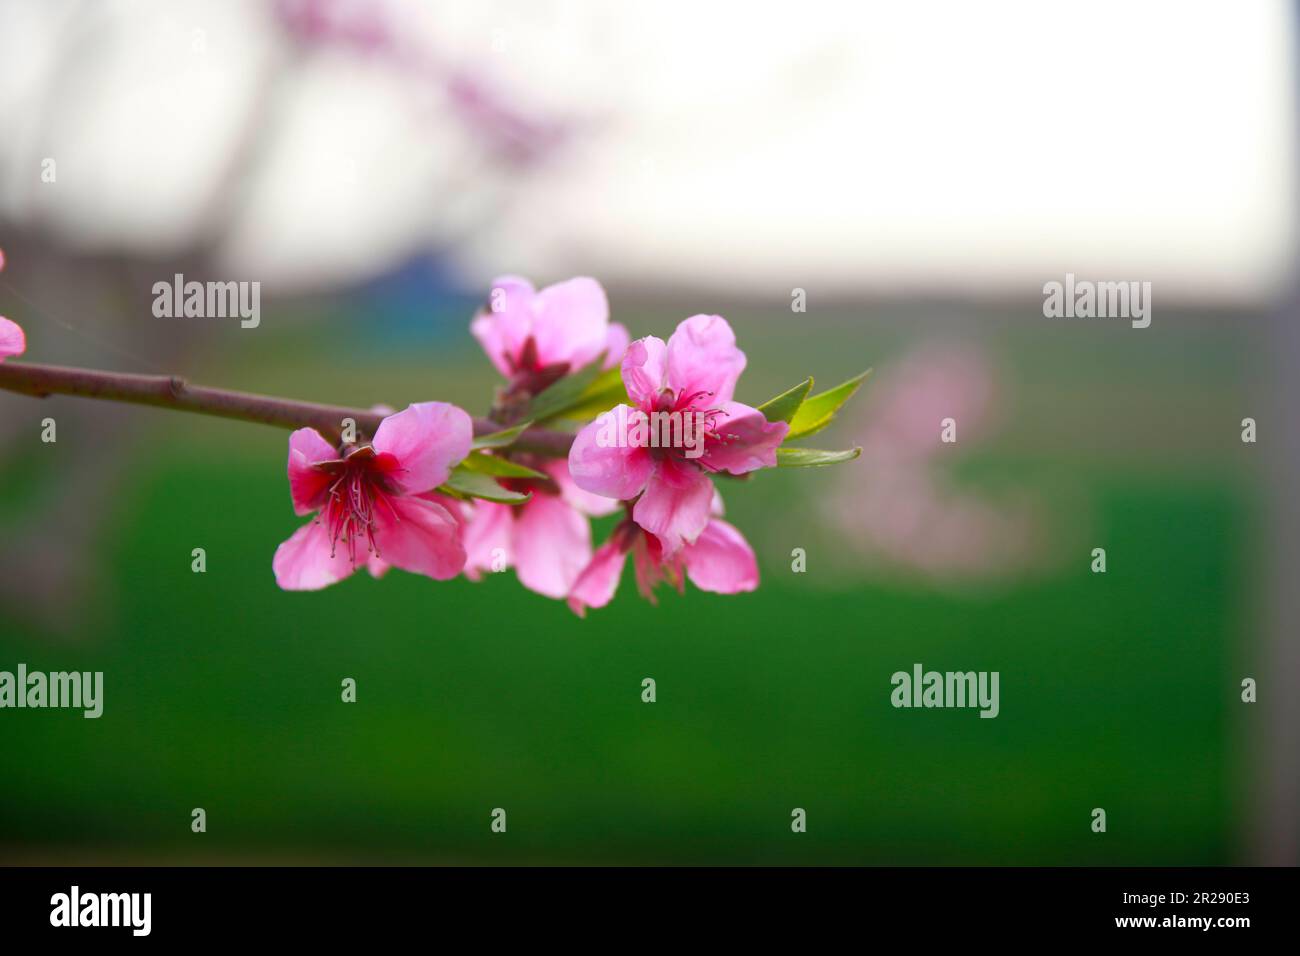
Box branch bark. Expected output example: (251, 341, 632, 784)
(0, 360, 577, 456)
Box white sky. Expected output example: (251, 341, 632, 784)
(0, 0, 1293, 302)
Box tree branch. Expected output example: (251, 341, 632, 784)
(0, 360, 576, 456)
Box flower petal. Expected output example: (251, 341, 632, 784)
(702, 402, 788, 475)
(621, 336, 668, 407)
(372, 401, 473, 494)
(287, 427, 338, 516)
(371, 496, 466, 581)
(545, 459, 620, 517)
(666, 314, 746, 405)
(0, 317, 26, 361)
(417, 491, 470, 523)
(460, 499, 515, 581)
(682, 519, 758, 594)
(568, 405, 653, 500)
(603, 322, 630, 370)
(532, 276, 610, 369)
(632, 532, 674, 600)
(470, 275, 536, 376)
(567, 539, 628, 617)
(631, 462, 714, 554)
(513, 492, 591, 599)
(273, 519, 358, 591)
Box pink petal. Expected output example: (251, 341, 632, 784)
(632, 533, 672, 600)
(414, 491, 472, 577)
(370, 496, 466, 581)
(631, 462, 714, 555)
(568, 405, 654, 500)
(532, 276, 610, 369)
(0, 316, 26, 361)
(417, 491, 470, 524)
(513, 492, 591, 599)
(567, 539, 628, 617)
(621, 336, 668, 407)
(470, 275, 536, 376)
(603, 322, 630, 370)
(702, 402, 788, 475)
(371, 401, 473, 494)
(461, 499, 515, 581)
(682, 519, 758, 594)
(666, 314, 746, 405)
(287, 427, 338, 516)
(273, 519, 358, 591)
(545, 459, 620, 517)
(367, 556, 390, 579)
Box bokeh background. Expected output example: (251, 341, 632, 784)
(0, 0, 1296, 865)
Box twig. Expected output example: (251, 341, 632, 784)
(0, 361, 576, 456)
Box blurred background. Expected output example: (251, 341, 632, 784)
(0, 0, 1295, 865)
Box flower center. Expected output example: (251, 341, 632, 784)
(505, 335, 570, 396)
(645, 388, 730, 464)
(315, 446, 403, 564)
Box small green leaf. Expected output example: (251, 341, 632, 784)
(459, 452, 548, 480)
(555, 366, 628, 421)
(472, 420, 534, 450)
(786, 370, 871, 440)
(757, 377, 813, 424)
(439, 467, 531, 503)
(776, 446, 862, 467)
(525, 357, 609, 422)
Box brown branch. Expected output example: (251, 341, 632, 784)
(0, 360, 576, 456)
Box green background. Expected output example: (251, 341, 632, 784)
(0, 301, 1261, 864)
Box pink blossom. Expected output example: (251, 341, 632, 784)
(461, 459, 618, 599)
(273, 402, 472, 590)
(568, 314, 787, 554)
(0, 317, 26, 362)
(819, 342, 1042, 584)
(470, 276, 628, 392)
(567, 503, 758, 617)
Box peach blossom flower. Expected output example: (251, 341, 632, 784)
(0, 317, 25, 362)
(569, 314, 786, 554)
(274, 402, 472, 590)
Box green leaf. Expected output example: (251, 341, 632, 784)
(458, 452, 547, 480)
(786, 370, 871, 440)
(439, 467, 531, 504)
(554, 366, 628, 421)
(525, 357, 610, 422)
(757, 377, 813, 424)
(776, 446, 862, 467)
(472, 420, 533, 450)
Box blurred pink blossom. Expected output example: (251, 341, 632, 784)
(823, 342, 1041, 583)
(275, 0, 575, 167)
(0, 317, 25, 361)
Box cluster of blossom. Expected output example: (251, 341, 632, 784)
(1, 276, 859, 615)
(272, 276, 790, 615)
